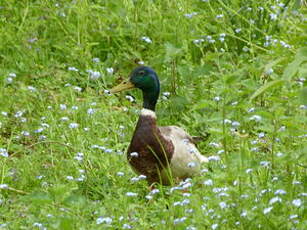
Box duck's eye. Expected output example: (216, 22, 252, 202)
(138, 70, 145, 75)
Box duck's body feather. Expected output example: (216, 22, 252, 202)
(127, 109, 207, 185)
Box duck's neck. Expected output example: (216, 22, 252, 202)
(142, 88, 159, 111)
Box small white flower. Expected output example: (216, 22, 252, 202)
(208, 39, 216, 43)
(69, 123, 79, 129)
(117, 172, 125, 176)
(203, 179, 213, 186)
(269, 13, 278, 21)
(66, 176, 74, 180)
(0, 148, 9, 157)
(14, 111, 24, 117)
(92, 57, 100, 63)
(60, 104, 67, 110)
(0, 184, 9, 189)
(122, 224, 132, 229)
(8, 73, 16, 78)
(263, 206, 273, 214)
(138, 175, 147, 180)
(274, 189, 286, 195)
(74, 152, 84, 161)
(245, 168, 253, 174)
(265, 68, 274, 75)
(71, 105, 78, 110)
(232, 121, 240, 127)
(34, 128, 44, 133)
(87, 70, 101, 80)
(106, 67, 114, 74)
(208, 155, 220, 161)
(60, 116, 69, 121)
(224, 119, 232, 124)
(258, 132, 265, 138)
(292, 199, 302, 207)
(240, 210, 247, 217)
(276, 152, 284, 157)
(68, 66, 79, 72)
(87, 108, 95, 115)
(73, 86, 82, 92)
(184, 12, 198, 18)
(33, 222, 43, 228)
(130, 177, 140, 182)
(21, 131, 30, 136)
(174, 217, 187, 224)
(260, 161, 270, 167)
(249, 115, 262, 122)
(248, 107, 255, 113)
(216, 14, 224, 19)
(96, 217, 112, 225)
(219, 202, 227, 209)
(209, 142, 220, 148)
(289, 214, 298, 220)
(269, 196, 282, 205)
(213, 96, 221, 102)
(126, 192, 138, 197)
(186, 226, 197, 230)
(211, 223, 218, 230)
(217, 150, 224, 155)
(193, 39, 204, 44)
(27, 86, 37, 92)
(235, 28, 241, 33)
(141, 36, 152, 43)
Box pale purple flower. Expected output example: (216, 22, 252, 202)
(203, 179, 213, 186)
(0, 184, 9, 189)
(96, 217, 112, 225)
(269, 196, 282, 205)
(126, 192, 138, 197)
(92, 57, 100, 63)
(263, 206, 273, 214)
(211, 223, 218, 230)
(69, 123, 79, 129)
(66, 176, 74, 180)
(141, 36, 152, 43)
(0, 148, 9, 158)
(184, 12, 198, 18)
(106, 67, 114, 74)
(68, 66, 79, 72)
(274, 189, 286, 195)
(292, 199, 302, 207)
(60, 104, 67, 110)
(249, 115, 262, 122)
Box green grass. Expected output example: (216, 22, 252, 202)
(0, 0, 306, 229)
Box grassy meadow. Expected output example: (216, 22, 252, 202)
(0, 0, 306, 229)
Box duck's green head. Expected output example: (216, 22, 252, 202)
(110, 66, 160, 111)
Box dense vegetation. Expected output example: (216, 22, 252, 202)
(0, 0, 306, 229)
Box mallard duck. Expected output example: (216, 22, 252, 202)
(110, 66, 208, 185)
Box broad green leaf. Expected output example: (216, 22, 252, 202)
(282, 47, 307, 80)
(300, 88, 307, 105)
(250, 79, 285, 101)
(25, 192, 53, 205)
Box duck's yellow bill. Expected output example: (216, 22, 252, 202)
(110, 80, 135, 93)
